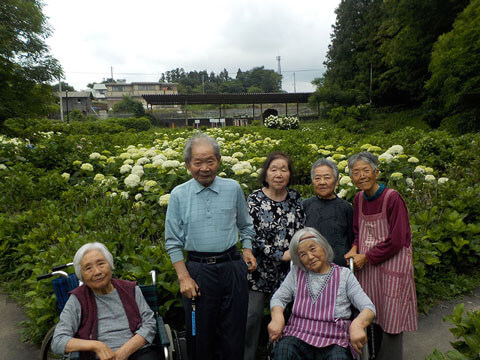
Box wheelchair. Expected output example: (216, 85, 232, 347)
(37, 263, 188, 360)
(266, 259, 370, 360)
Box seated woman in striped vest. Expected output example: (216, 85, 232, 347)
(268, 227, 375, 360)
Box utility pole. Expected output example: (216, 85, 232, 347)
(59, 79, 64, 122)
(276, 56, 282, 75)
(66, 89, 70, 124)
(293, 72, 296, 93)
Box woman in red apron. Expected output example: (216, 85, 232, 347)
(345, 151, 417, 360)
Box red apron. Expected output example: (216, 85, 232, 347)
(357, 188, 417, 334)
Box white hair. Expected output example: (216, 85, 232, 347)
(73, 242, 114, 281)
(289, 227, 334, 271)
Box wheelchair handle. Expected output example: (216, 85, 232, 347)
(52, 262, 74, 271)
(150, 270, 156, 286)
(36, 270, 69, 281)
(349, 257, 354, 273)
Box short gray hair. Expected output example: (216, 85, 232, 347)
(310, 158, 339, 182)
(289, 227, 334, 271)
(348, 151, 378, 176)
(73, 242, 114, 281)
(183, 133, 221, 164)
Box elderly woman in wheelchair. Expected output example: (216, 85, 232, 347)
(267, 228, 375, 360)
(51, 242, 160, 360)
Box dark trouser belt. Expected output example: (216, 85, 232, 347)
(188, 247, 240, 264)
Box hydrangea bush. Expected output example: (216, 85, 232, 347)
(1, 120, 480, 343)
(264, 115, 299, 130)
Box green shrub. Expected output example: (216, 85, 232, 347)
(426, 304, 480, 360)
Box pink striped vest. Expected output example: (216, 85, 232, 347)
(357, 188, 418, 333)
(283, 264, 352, 352)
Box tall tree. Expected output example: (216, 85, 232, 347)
(377, 0, 470, 104)
(0, 0, 63, 121)
(425, 0, 480, 130)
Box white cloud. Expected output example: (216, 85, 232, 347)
(43, 0, 340, 92)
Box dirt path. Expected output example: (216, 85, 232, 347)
(0, 289, 40, 359)
(404, 286, 480, 359)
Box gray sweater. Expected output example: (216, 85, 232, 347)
(51, 286, 156, 355)
(271, 265, 376, 320)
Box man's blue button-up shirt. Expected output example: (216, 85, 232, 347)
(165, 176, 255, 263)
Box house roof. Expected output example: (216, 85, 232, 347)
(142, 92, 313, 105)
(58, 91, 93, 98)
(93, 83, 107, 90)
(104, 82, 178, 86)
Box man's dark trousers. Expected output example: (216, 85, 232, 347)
(182, 254, 248, 360)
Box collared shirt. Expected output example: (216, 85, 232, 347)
(165, 176, 255, 264)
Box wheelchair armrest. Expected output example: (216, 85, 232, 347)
(69, 351, 80, 359)
(156, 315, 171, 347)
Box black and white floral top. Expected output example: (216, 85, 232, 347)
(247, 188, 305, 293)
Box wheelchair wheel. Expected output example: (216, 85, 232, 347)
(169, 327, 188, 360)
(40, 325, 68, 359)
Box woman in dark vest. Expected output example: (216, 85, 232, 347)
(51, 242, 158, 360)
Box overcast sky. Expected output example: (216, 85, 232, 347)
(43, 0, 340, 93)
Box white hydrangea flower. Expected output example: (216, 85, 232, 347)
(222, 156, 239, 165)
(158, 194, 171, 206)
(438, 177, 449, 184)
(390, 172, 403, 180)
(387, 145, 404, 155)
(414, 166, 426, 174)
(131, 165, 144, 177)
(406, 177, 414, 187)
(163, 148, 179, 159)
(144, 180, 157, 191)
(144, 149, 157, 157)
(135, 193, 143, 201)
(61, 172, 70, 180)
(218, 172, 227, 177)
(136, 157, 150, 166)
(408, 157, 419, 163)
(120, 164, 132, 174)
(378, 153, 393, 163)
(162, 160, 181, 169)
(232, 152, 244, 158)
(118, 153, 131, 160)
(124, 174, 141, 188)
(89, 152, 102, 160)
(425, 174, 436, 182)
(109, 192, 118, 198)
(337, 189, 347, 198)
(94, 173, 105, 182)
(120, 191, 129, 199)
(337, 160, 348, 170)
(367, 146, 382, 152)
(80, 163, 94, 171)
(339, 176, 352, 186)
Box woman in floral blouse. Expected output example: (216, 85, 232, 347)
(244, 151, 305, 360)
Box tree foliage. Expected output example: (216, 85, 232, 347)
(0, 0, 63, 122)
(316, 0, 472, 113)
(159, 66, 282, 94)
(112, 95, 145, 117)
(425, 0, 480, 131)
